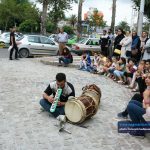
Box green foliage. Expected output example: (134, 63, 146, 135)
(0, 0, 40, 31)
(117, 21, 130, 31)
(143, 22, 149, 32)
(63, 26, 74, 34)
(19, 20, 39, 33)
(48, 0, 75, 26)
(68, 14, 77, 28)
(46, 21, 57, 33)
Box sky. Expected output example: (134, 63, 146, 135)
(31, 0, 137, 26)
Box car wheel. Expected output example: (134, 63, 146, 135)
(19, 48, 29, 58)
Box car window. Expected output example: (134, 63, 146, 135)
(28, 36, 40, 43)
(86, 39, 99, 45)
(78, 38, 87, 44)
(40, 36, 55, 45)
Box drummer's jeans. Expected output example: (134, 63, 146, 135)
(39, 99, 65, 118)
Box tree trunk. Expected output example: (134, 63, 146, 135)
(77, 0, 83, 35)
(53, 1, 58, 28)
(110, 0, 117, 34)
(41, 0, 48, 35)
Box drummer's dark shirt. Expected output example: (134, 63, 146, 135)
(44, 81, 75, 102)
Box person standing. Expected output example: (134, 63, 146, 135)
(140, 31, 149, 60)
(113, 28, 125, 57)
(108, 29, 115, 57)
(9, 27, 19, 60)
(57, 28, 68, 55)
(131, 31, 141, 62)
(142, 38, 150, 60)
(99, 30, 110, 57)
(120, 31, 132, 58)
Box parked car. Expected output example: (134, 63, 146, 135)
(48, 34, 57, 41)
(67, 36, 77, 46)
(71, 37, 101, 55)
(18, 35, 59, 58)
(0, 32, 23, 47)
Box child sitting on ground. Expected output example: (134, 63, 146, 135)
(79, 52, 91, 70)
(113, 57, 126, 83)
(126, 60, 145, 89)
(58, 47, 72, 67)
(99, 57, 112, 75)
(108, 57, 118, 78)
(123, 58, 137, 85)
(93, 53, 99, 66)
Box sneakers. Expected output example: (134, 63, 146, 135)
(9, 58, 13, 60)
(117, 112, 128, 119)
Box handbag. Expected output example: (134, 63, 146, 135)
(114, 49, 121, 55)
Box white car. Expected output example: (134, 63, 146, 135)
(18, 35, 59, 58)
(71, 37, 101, 55)
(48, 34, 57, 41)
(0, 32, 22, 47)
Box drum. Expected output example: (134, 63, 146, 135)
(82, 84, 101, 97)
(65, 84, 101, 124)
(82, 89, 100, 108)
(65, 96, 97, 123)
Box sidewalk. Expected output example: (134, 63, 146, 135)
(40, 56, 81, 68)
(0, 58, 150, 150)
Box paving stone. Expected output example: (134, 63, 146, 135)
(0, 58, 150, 150)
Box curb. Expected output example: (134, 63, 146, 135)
(40, 59, 79, 68)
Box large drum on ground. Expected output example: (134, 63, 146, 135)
(65, 84, 101, 123)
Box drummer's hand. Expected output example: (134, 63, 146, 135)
(47, 96, 54, 103)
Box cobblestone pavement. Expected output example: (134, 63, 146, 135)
(0, 58, 150, 150)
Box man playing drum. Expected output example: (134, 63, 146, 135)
(39, 73, 75, 118)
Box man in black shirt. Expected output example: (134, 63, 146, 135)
(9, 27, 19, 60)
(39, 73, 75, 118)
(99, 30, 110, 57)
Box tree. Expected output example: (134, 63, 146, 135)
(89, 9, 106, 30)
(117, 21, 130, 31)
(68, 14, 77, 28)
(38, 0, 76, 35)
(110, 0, 117, 34)
(131, 0, 150, 20)
(77, 0, 83, 34)
(0, 0, 40, 31)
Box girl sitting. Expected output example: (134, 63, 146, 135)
(113, 57, 126, 83)
(124, 58, 137, 85)
(79, 52, 91, 70)
(99, 57, 112, 75)
(58, 47, 72, 67)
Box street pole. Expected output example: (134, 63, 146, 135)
(137, 0, 145, 36)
